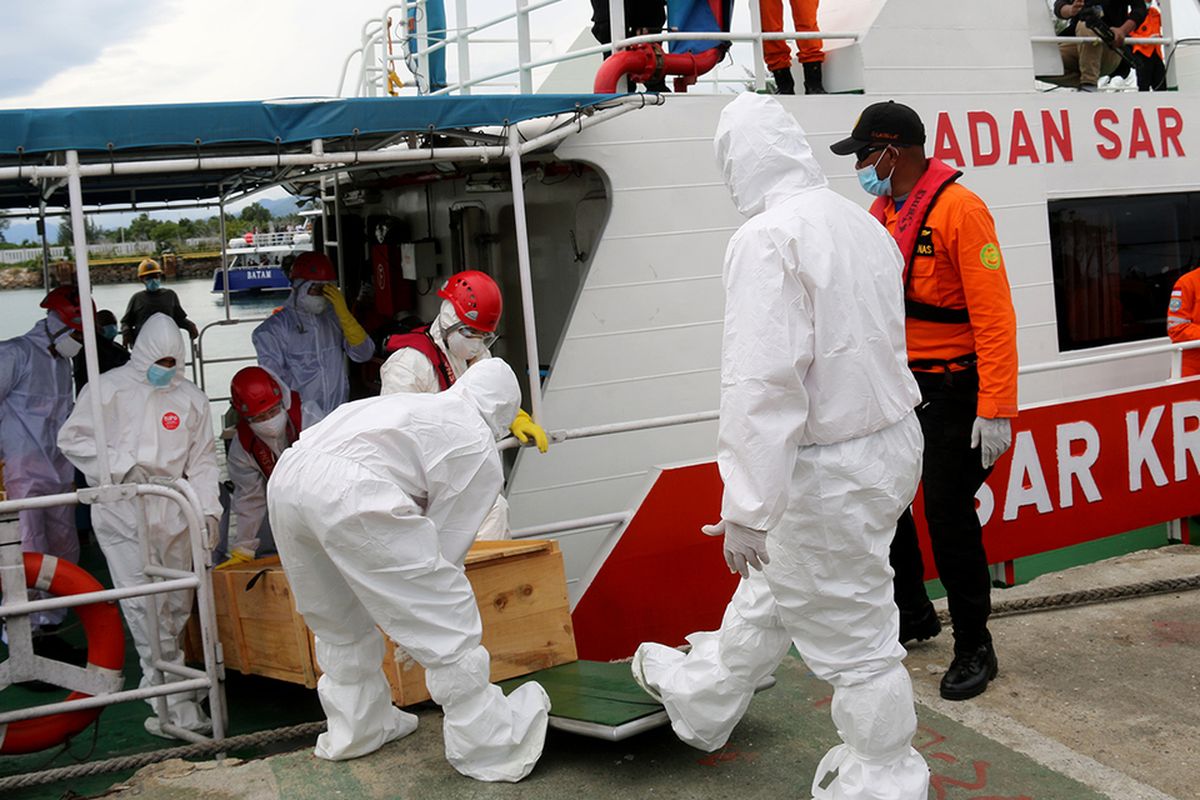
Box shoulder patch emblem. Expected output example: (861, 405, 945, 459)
(980, 243, 1002, 271)
(1170, 297, 1183, 312)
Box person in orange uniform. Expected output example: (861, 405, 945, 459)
(760, 0, 825, 95)
(1130, 1, 1165, 91)
(832, 101, 1018, 701)
(1167, 265, 1200, 377)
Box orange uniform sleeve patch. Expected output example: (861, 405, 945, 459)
(980, 242, 1002, 270)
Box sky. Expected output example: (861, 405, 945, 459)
(0, 0, 597, 108)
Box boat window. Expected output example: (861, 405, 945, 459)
(1049, 191, 1197, 351)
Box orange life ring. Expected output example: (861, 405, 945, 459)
(0, 553, 126, 755)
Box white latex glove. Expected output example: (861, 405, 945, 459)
(204, 515, 221, 551)
(123, 465, 149, 484)
(702, 519, 770, 579)
(970, 417, 1013, 469)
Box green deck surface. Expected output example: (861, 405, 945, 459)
(2, 524, 1186, 798)
(500, 660, 662, 726)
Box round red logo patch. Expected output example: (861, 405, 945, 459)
(161, 412, 180, 431)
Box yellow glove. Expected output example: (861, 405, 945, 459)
(216, 548, 256, 570)
(323, 284, 369, 347)
(510, 409, 549, 453)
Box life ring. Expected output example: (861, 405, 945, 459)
(0, 553, 126, 755)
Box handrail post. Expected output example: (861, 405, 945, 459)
(748, 0, 767, 92)
(608, 0, 626, 53)
(456, 0, 472, 95)
(508, 125, 544, 423)
(66, 150, 113, 486)
(516, 0, 533, 94)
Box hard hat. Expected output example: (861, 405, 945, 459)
(137, 258, 163, 278)
(230, 366, 284, 418)
(290, 252, 336, 283)
(437, 270, 502, 332)
(39, 286, 90, 332)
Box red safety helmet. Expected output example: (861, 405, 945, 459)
(40, 286, 90, 332)
(437, 270, 502, 332)
(290, 252, 336, 283)
(230, 367, 284, 418)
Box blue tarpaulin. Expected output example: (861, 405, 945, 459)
(667, 0, 733, 55)
(0, 94, 623, 156)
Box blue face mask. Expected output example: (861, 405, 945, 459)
(144, 278, 162, 292)
(101, 324, 119, 341)
(146, 364, 176, 387)
(855, 148, 897, 197)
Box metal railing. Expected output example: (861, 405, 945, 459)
(341, 0, 863, 98)
(0, 480, 226, 743)
(510, 337, 1200, 541)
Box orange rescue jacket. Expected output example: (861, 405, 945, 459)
(1167, 266, 1200, 377)
(873, 162, 1019, 418)
(1132, 7, 1162, 59)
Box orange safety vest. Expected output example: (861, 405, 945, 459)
(1167, 266, 1200, 377)
(1132, 6, 1162, 59)
(871, 159, 1019, 419)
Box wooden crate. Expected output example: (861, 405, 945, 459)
(188, 539, 577, 706)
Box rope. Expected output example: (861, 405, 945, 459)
(0, 720, 326, 792)
(939, 574, 1200, 624)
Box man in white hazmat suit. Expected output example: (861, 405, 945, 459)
(252, 252, 375, 421)
(632, 94, 929, 799)
(0, 287, 86, 634)
(379, 269, 549, 540)
(59, 313, 221, 738)
(267, 358, 550, 781)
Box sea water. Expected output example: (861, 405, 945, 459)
(0, 277, 282, 413)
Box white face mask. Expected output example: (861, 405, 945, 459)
(298, 293, 328, 315)
(250, 412, 289, 443)
(447, 329, 487, 362)
(52, 329, 82, 359)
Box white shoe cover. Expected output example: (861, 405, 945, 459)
(144, 712, 212, 741)
(811, 664, 929, 800)
(632, 636, 761, 753)
(313, 634, 420, 761)
(426, 645, 550, 782)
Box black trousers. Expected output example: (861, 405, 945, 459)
(1132, 50, 1166, 92)
(891, 367, 993, 652)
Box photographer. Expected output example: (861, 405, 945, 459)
(1053, 0, 1147, 91)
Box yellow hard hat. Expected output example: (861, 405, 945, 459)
(137, 258, 163, 278)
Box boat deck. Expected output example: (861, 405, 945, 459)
(4, 543, 1198, 800)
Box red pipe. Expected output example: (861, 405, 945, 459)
(594, 43, 723, 94)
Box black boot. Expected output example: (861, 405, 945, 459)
(939, 642, 998, 701)
(898, 603, 942, 646)
(772, 67, 796, 95)
(802, 61, 827, 94)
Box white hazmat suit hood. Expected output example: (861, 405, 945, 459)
(714, 92, 827, 218)
(267, 358, 548, 781)
(129, 313, 186, 389)
(634, 94, 928, 800)
(446, 358, 519, 441)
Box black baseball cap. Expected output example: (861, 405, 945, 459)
(830, 100, 926, 156)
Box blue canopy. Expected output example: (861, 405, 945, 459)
(0, 94, 622, 156)
(0, 94, 623, 210)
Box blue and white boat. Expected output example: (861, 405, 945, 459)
(211, 229, 310, 294)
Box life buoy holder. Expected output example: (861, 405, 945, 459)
(0, 553, 126, 755)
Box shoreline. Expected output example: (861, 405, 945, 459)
(0, 256, 222, 290)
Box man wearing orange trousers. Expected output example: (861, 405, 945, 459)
(761, 0, 825, 94)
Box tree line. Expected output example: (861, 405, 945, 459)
(1, 202, 301, 251)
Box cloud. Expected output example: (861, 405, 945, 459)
(0, 0, 595, 108)
(0, 0, 164, 98)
